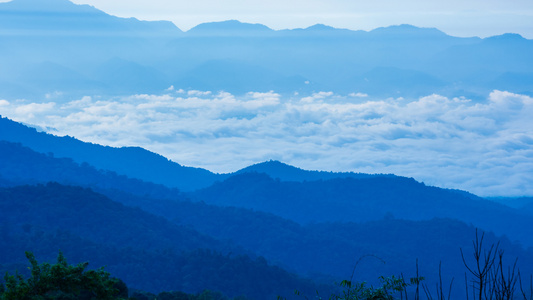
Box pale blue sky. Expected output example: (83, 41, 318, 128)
(68, 0, 533, 38)
(1, 0, 531, 37)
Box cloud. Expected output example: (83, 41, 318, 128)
(187, 90, 212, 96)
(349, 92, 369, 98)
(1, 90, 532, 196)
(12, 102, 57, 118)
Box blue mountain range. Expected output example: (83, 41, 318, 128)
(0, 0, 531, 99)
(3, 114, 533, 299)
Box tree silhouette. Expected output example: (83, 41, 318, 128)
(0, 251, 127, 300)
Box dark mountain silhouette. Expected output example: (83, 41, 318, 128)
(112, 187, 533, 299)
(2, 135, 533, 298)
(191, 172, 533, 247)
(0, 116, 221, 191)
(0, 116, 403, 191)
(3, 116, 533, 297)
(2, 161, 533, 298)
(0, 183, 216, 252)
(235, 160, 390, 182)
(112, 186, 533, 291)
(0, 183, 324, 299)
(0, 140, 183, 199)
(1, 1, 532, 297)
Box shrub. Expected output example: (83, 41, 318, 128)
(0, 251, 126, 300)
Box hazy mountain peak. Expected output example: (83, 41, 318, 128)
(485, 32, 527, 41)
(235, 160, 388, 182)
(187, 20, 274, 36)
(304, 24, 338, 31)
(238, 160, 301, 174)
(1, 0, 100, 13)
(191, 20, 273, 31)
(370, 24, 447, 38)
(0, 0, 182, 36)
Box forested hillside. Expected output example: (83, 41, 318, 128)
(2, 116, 533, 299)
(0, 116, 220, 191)
(1, 0, 532, 298)
(191, 172, 533, 247)
(0, 183, 324, 299)
(0, 140, 182, 199)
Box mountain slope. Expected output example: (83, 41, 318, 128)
(0, 116, 403, 191)
(0, 116, 221, 191)
(0, 183, 217, 252)
(0, 183, 323, 299)
(186, 20, 274, 37)
(3, 120, 533, 296)
(2, 149, 532, 297)
(0, 140, 187, 201)
(0, 0, 181, 36)
(235, 160, 391, 182)
(1, 0, 531, 97)
(119, 188, 533, 288)
(0, 0, 181, 97)
(190, 172, 533, 247)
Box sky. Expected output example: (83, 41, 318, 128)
(1, 0, 531, 37)
(1, 90, 532, 197)
(68, 0, 533, 38)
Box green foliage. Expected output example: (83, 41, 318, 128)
(130, 289, 246, 300)
(291, 274, 423, 300)
(0, 251, 126, 300)
(333, 275, 417, 300)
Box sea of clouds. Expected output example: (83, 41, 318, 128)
(1, 89, 532, 196)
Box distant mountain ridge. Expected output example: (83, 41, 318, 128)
(236, 160, 394, 182)
(187, 20, 274, 37)
(4, 115, 533, 298)
(0, 116, 404, 190)
(0, 0, 181, 36)
(0, 0, 532, 98)
(0, 116, 220, 191)
(190, 171, 533, 247)
(1, 0, 98, 13)
(0, 183, 325, 299)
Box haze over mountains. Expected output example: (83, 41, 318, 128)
(0, 0, 532, 99)
(1, 2, 533, 297)
(1, 0, 532, 197)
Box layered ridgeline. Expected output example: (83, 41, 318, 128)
(0, 116, 219, 191)
(3, 145, 533, 299)
(0, 0, 181, 97)
(0, 116, 389, 191)
(3, 116, 533, 298)
(0, 183, 324, 299)
(2, 116, 533, 249)
(1, 0, 532, 98)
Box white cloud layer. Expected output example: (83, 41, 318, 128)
(1, 90, 532, 197)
